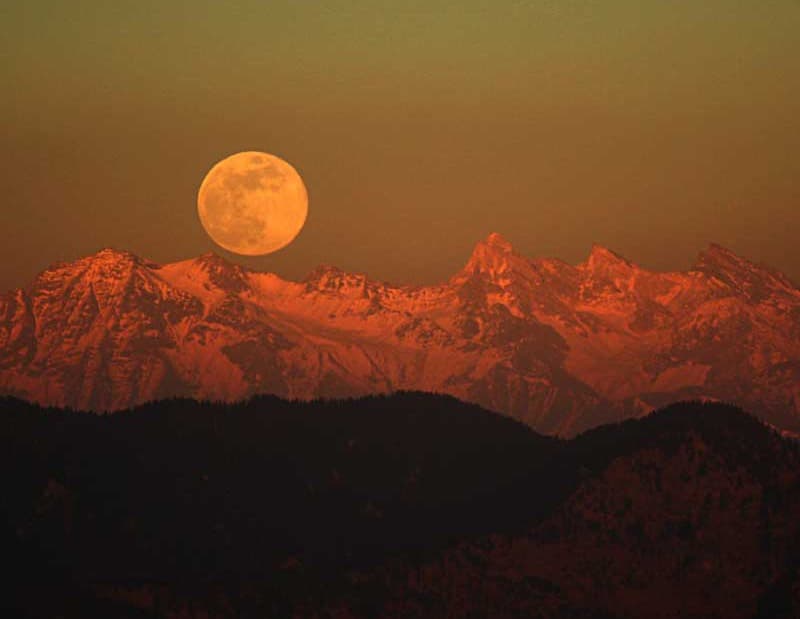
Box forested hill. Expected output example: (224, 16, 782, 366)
(3, 393, 800, 618)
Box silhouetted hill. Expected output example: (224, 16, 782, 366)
(2, 393, 799, 618)
(1, 393, 557, 582)
(346, 402, 800, 619)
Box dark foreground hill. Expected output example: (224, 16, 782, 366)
(2, 393, 800, 618)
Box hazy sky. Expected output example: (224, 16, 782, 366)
(2, 1, 799, 289)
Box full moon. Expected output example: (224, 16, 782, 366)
(197, 151, 308, 256)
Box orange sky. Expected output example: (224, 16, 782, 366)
(1, 1, 799, 289)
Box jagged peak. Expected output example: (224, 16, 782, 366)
(691, 243, 773, 281)
(86, 247, 148, 267)
(304, 264, 347, 281)
(582, 243, 635, 270)
(481, 232, 514, 253)
(461, 233, 521, 270)
(304, 265, 355, 289)
(465, 233, 515, 264)
(706, 242, 737, 256)
(693, 242, 750, 270)
(303, 264, 371, 284)
(35, 248, 148, 282)
(194, 251, 237, 268)
(198, 251, 222, 261)
(160, 251, 251, 293)
(191, 252, 251, 278)
(303, 266, 382, 301)
(93, 246, 137, 258)
(692, 242, 796, 289)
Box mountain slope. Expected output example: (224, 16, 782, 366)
(1, 235, 799, 434)
(339, 401, 800, 619)
(3, 396, 800, 618)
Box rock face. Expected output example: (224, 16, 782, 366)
(1, 234, 799, 435)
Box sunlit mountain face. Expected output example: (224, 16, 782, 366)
(1, 233, 799, 436)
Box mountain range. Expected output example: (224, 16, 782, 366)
(1, 233, 799, 435)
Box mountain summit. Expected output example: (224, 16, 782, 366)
(1, 237, 799, 435)
(462, 232, 515, 271)
(455, 232, 537, 286)
(582, 243, 636, 272)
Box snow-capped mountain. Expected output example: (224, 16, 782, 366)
(1, 234, 799, 436)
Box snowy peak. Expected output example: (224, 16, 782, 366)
(581, 244, 636, 273)
(303, 264, 348, 283)
(693, 243, 748, 271)
(2, 236, 800, 437)
(456, 232, 534, 284)
(692, 243, 797, 300)
(192, 252, 243, 273)
(470, 232, 514, 261)
(303, 264, 379, 298)
(182, 252, 250, 293)
(29, 247, 151, 311)
(39, 247, 141, 280)
(483, 232, 514, 253)
(90, 247, 143, 264)
(572, 245, 639, 304)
